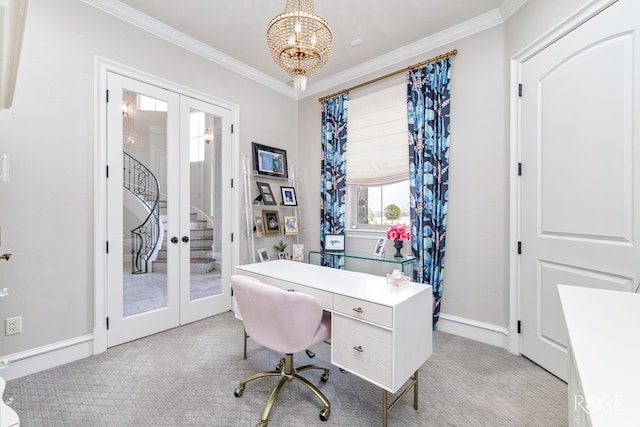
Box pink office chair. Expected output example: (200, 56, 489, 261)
(231, 274, 331, 427)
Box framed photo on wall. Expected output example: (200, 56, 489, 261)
(256, 181, 277, 205)
(262, 210, 280, 235)
(280, 186, 297, 206)
(252, 142, 288, 178)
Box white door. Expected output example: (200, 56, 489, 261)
(519, 0, 640, 381)
(106, 73, 233, 347)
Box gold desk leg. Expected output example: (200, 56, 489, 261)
(381, 370, 420, 426)
(382, 389, 388, 427)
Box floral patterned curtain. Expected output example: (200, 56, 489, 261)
(407, 58, 452, 328)
(320, 94, 348, 268)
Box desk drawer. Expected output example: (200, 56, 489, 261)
(259, 276, 333, 310)
(332, 314, 392, 387)
(334, 294, 392, 327)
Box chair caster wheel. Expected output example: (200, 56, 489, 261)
(256, 421, 268, 427)
(234, 386, 245, 397)
(321, 371, 329, 382)
(319, 408, 330, 421)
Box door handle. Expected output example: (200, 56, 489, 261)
(182, 236, 190, 243)
(170, 236, 179, 244)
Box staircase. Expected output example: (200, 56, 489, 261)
(152, 200, 216, 274)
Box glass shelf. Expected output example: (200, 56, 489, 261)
(309, 250, 416, 278)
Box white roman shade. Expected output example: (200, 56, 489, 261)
(346, 76, 408, 186)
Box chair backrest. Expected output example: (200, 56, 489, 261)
(231, 274, 326, 354)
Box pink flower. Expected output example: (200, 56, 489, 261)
(386, 224, 410, 241)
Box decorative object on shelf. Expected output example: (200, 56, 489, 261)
(323, 233, 345, 252)
(292, 244, 304, 261)
(266, 0, 333, 92)
(257, 248, 270, 262)
(280, 186, 297, 206)
(252, 142, 288, 178)
(386, 224, 410, 258)
(254, 216, 264, 237)
(284, 216, 298, 235)
(373, 238, 385, 257)
(386, 269, 411, 287)
(274, 240, 289, 260)
(262, 210, 280, 235)
(256, 181, 277, 205)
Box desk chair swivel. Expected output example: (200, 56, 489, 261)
(231, 275, 331, 427)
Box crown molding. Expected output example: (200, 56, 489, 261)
(83, 0, 527, 101)
(81, 0, 296, 98)
(302, 7, 506, 98)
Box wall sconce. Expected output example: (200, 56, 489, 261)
(204, 128, 213, 144)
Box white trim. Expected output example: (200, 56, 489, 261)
(508, 0, 619, 357)
(0, 335, 93, 381)
(0, 0, 29, 110)
(81, 0, 295, 98)
(93, 56, 240, 355)
(437, 313, 509, 349)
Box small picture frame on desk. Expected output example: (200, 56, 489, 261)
(280, 186, 297, 206)
(256, 181, 277, 205)
(257, 248, 270, 262)
(373, 238, 385, 256)
(323, 233, 345, 252)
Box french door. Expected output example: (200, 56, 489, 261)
(106, 73, 233, 347)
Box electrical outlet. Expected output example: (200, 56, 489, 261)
(5, 316, 22, 335)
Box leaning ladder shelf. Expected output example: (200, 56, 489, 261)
(242, 155, 302, 264)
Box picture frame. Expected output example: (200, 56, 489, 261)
(323, 233, 345, 252)
(292, 244, 304, 261)
(253, 216, 264, 237)
(373, 237, 386, 256)
(252, 142, 288, 178)
(262, 210, 280, 235)
(284, 216, 298, 235)
(280, 186, 297, 206)
(256, 181, 277, 205)
(257, 248, 270, 262)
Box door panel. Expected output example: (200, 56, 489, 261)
(107, 73, 180, 347)
(519, 0, 640, 380)
(179, 97, 233, 325)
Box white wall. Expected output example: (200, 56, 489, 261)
(0, 0, 297, 357)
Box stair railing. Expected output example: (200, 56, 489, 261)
(123, 152, 161, 274)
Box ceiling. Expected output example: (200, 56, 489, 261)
(88, 0, 525, 97)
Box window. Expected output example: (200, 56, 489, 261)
(347, 75, 409, 229)
(136, 94, 167, 112)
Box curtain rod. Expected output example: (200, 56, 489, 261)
(318, 49, 457, 103)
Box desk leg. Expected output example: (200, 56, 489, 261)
(381, 370, 419, 426)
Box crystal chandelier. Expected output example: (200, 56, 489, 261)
(267, 0, 333, 92)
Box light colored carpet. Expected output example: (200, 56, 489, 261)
(5, 311, 567, 426)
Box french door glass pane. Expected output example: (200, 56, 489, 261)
(122, 89, 169, 317)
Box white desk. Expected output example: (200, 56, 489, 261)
(558, 285, 640, 426)
(236, 260, 432, 426)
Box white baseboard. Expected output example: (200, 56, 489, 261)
(0, 334, 94, 380)
(437, 312, 511, 349)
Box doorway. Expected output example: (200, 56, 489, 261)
(101, 71, 236, 347)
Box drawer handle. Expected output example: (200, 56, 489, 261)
(353, 345, 363, 353)
(352, 307, 364, 314)
(287, 289, 295, 292)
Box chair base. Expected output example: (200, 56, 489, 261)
(234, 353, 331, 427)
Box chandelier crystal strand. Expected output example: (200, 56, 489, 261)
(267, 0, 333, 91)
